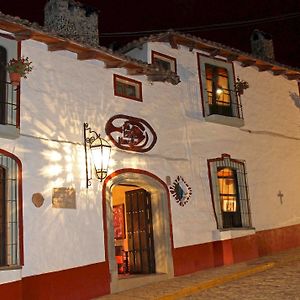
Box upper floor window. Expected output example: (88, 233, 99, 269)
(151, 51, 177, 73)
(0, 40, 20, 139)
(0, 150, 22, 267)
(113, 74, 142, 102)
(208, 154, 252, 229)
(198, 54, 244, 127)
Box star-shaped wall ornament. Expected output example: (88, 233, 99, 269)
(169, 176, 192, 207)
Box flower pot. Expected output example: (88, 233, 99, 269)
(9, 72, 21, 86)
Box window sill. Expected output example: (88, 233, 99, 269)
(213, 227, 256, 241)
(205, 114, 244, 128)
(0, 265, 22, 271)
(0, 124, 20, 139)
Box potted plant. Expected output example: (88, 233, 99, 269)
(6, 56, 33, 86)
(235, 77, 249, 96)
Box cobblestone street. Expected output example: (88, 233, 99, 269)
(183, 257, 300, 299)
(97, 247, 300, 300)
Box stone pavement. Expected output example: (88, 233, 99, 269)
(95, 247, 300, 300)
(183, 255, 300, 299)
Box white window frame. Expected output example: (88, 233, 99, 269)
(208, 154, 252, 230)
(198, 54, 244, 127)
(151, 50, 177, 73)
(113, 74, 142, 102)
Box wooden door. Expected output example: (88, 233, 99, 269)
(0, 46, 7, 124)
(125, 189, 155, 274)
(0, 167, 6, 266)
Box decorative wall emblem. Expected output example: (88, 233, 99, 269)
(170, 176, 192, 207)
(105, 114, 157, 152)
(32, 193, 44, 208)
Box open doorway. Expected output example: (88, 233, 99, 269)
(113, 186, 155, 275)
(104, 170, 174, 292)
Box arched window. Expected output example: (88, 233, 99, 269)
(208, 154, 252, 229)
(0, 151, 21, 266)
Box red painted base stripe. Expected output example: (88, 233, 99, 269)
(0, 261, 110, 300)
(0, 280, 22, 300)
(1, 223, 300, 298)
(173, 223, 300, 276)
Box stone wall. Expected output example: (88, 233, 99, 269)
(44, 0, 99, 47)
(251, 29, 275, 61)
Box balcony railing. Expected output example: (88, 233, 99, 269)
(0, 81, 18, 127)
(206, 89, 244, 119)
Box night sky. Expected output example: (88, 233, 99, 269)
(1, 0, 300, 67)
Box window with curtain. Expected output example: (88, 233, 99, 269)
(197, 54, 243, 124)
(205, 64, 232, 116)
(208, 154, 252, 229)
(113, 74, 142, 102)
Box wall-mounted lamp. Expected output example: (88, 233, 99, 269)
(84, 123, 111, 188)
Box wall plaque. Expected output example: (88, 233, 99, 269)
(105, 114, 157, 152)
(52, 187, 76, 209)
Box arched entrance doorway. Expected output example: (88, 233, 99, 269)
(103, 169, 174, 293)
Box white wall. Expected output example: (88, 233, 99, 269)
(126, 41, 300, 246)
(0, 34, 300, 283)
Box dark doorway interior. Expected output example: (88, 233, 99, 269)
(113, 186, 155, 275)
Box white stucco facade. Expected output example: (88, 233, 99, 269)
(0, 29, 300, 294)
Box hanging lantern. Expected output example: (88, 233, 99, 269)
(84, 123, 111, 187)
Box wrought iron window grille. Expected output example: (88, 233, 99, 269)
(205, 87, 244, 119)
(0, 81, 19, 127)
(0, 153, 19, 267)
(208, 154, 252, 229)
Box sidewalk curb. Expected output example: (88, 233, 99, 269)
(157, 262, 275, 300)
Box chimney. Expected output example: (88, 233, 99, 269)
(250, 29, 275, 61)
(44, 0, 99, 47)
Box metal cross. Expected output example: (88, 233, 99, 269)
(277, 190, 284, 204)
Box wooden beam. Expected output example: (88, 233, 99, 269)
(77, 50, 99, 60)
(272, 69, 286, 76)
(168, 35, 178, 49)
(225, 54, 239, 62)
(47, 41, 70, 51)
(127, 68, 145, 75)
(240, 59, 256, 67)
(257, 64, 273, 72)
(195, 44, 213, 53)
(105, 60, 128, 68)
(286, 73, 300, 80)
(0, 20, 24, 34)
(14, 30, 33, 41)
